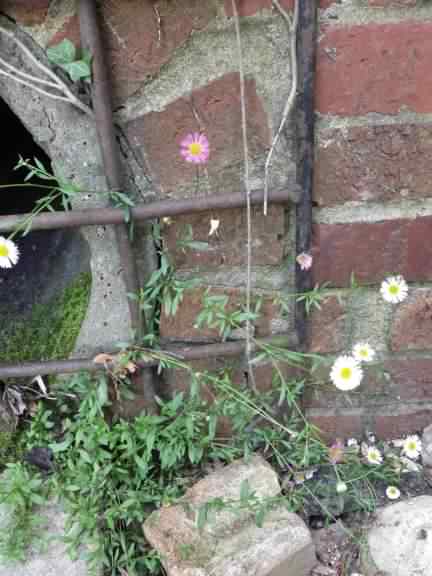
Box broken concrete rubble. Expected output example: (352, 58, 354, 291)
(143, 455, 316, 576)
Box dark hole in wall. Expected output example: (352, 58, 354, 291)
(0, 97, 90, 321)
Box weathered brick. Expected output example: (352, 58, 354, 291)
(159, 286, 281, 341)
(307, 295, 347, 354)
(162, 204, 286, 268)
(223, 0, 335, 17)
(316, 23, 432, 115)
(373, 406, 432, 438)
(48, 0, 217, 103)
(369, 0, 416, 5)
(306, 411, 364, 442)
(2, 0, 50, 25)
(391, 290, 432, 351)
(126, 73, 270, 195)
(315, 124, 432, 207)
(383, 359, 432, 401)
(313, 217, 432, 287)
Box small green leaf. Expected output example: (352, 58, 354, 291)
(47, 39, 76, 65)
(62, 60, 91, 82)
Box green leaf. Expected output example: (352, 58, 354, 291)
(47, 39, 76, 65)
(239, 479, 250, 503)
(196, 505, 208, 531)
(255, 506, 265, 528)
(61, 60, 91, 82)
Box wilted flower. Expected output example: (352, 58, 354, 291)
(330, 356, 363, 391)
(402, 435, 422, 460)
(386, 486, 401, 500)
(380, 275, 408, 304)
(0, 236, 19, 268)
(347, 438, 360, 453)
(366, 446, 383, 465)
(180, 133, 209, 164)
(352, 342, 376, 363)
(328, 439, 345, 464)
(296, 252, 313, 271)
(208, 218, 220, 236)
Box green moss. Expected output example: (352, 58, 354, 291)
(0, 272, 91, 363)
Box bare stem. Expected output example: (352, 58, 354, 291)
(264, 0, 299, 215)
(231, 0, 256, 390)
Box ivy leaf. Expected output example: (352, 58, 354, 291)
(47, 39, 76, 65)
(61, 60, 91, 82)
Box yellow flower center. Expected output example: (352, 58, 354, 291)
(0, 245, 9, 258)
(359, 349, 368, 357)
(407, 441, 417, 451)
(340, 367, 352, 380)
(389, 284, 399, 295)
(188, 142, 202, 156)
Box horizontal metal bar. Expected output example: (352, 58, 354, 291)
(0, 335, 297, 379)
(0, 187, 300, 234)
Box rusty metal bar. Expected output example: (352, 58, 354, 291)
(295, 0, 317, 348)
(0, 335, 297, 379)
(78, 0, 142, 337)
(0, 187, 298, 234)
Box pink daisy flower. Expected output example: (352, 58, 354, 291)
(180, 133, 209, 164)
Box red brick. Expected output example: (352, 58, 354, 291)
(391, 291, 432, 351)
(159, 286, 280, 342)
(306, 411, 364, 442)
(313, 217, 432, 287)
(315, 124, 432, 207)
(162, 204, 286, 268)
(48, 0, 216, 103)
(383, 359, 432, 401)
(2, 0, 49, 25)
(373, 406, 432, 438)
(316, 23, 432, 115)
(307, 295, 347, 354)
(126, 73, 270, 195)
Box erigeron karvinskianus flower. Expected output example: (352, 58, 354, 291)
(336, 481, 348, 494)
(380, 275, 408, 304)
(180, 133, 209, 164)
(366, 446, 383, 465)
(386, 486, 401, 500)
(0, 236, 19, 268)
(402, 435, 422, 460)
(296, 252, 313, 271)
(352, 342, 375, 363)
(330, 356, 363, 391)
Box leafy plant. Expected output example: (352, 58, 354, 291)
(176, 224, 210, 253)
(46, 39, 92, 83)
(194, 290, 262, 341)
(295, 282, 331, 316)
(0, 463, 49, 562)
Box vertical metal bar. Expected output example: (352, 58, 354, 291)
(295, 0, 318, 348)
(78, 0, 143, 339)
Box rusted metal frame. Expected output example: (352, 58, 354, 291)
(78, 0, 142, 337)
(0, 187, 299, 235)
(0, 335, 297, 379)
(295, 0, 317, 348)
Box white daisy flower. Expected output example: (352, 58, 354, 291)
(330, 356, 363, 391)
(402, 435, 422, 459)
(208, 218, 220, 236)
(366, 446, 383, 465)
(386, 486, 401, 500)
(336, 481, 348, 494)
(380, 275, 408, 304)
(352, 342, 376, 363)
(0, 236, 19, 268)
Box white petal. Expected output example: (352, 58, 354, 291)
(0, 256, 12, 268)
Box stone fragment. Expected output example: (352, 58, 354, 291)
(422, 423, 432, 467)
(143, 455, 316, 576)
(0, 501, 96, 576)
(363, 496, 432, 576)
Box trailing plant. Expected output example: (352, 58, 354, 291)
(46, 39, 92, 83)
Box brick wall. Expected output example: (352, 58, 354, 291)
(308, 0, 432, 439)
(6, 0, 432, 440)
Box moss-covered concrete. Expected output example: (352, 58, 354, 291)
(0, 272, 91, 364)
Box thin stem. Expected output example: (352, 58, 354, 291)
(231, 0, 256, 390)
(264, 0, 299, 215)
(0, 56, 60, 89)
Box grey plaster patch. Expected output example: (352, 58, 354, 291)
(348, 289, 388, 354)
(0, 20, 133, 355)
(0, 501, 96, 576)
(320, 0, 432, 26)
